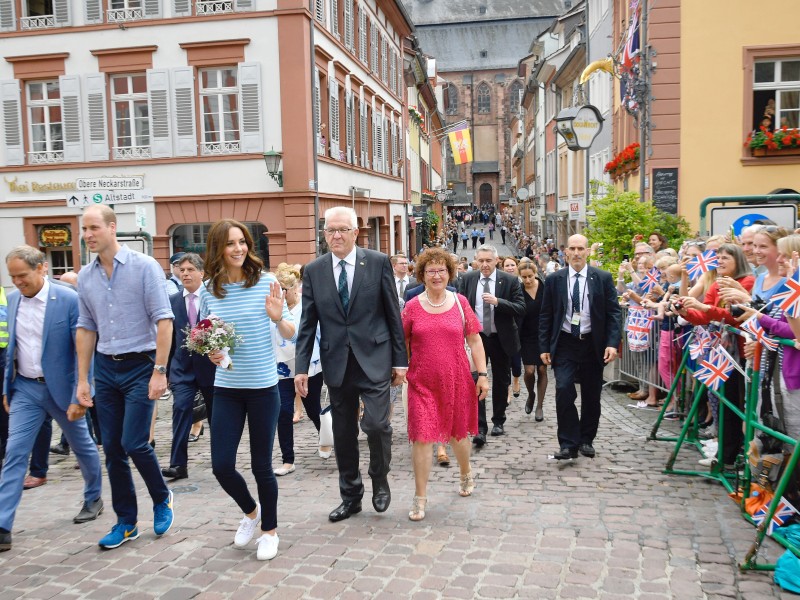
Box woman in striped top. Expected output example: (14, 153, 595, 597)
(198, 219, 295, 561)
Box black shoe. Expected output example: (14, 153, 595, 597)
(0, 531, 11, 552)
(161, 466, 188, 480)
(329, 501, 363, 522)
(553, 447, 578, 460)
(578, 443, 596, 458)
(73, 498, 104, 524)
(525, 394, 534, 415)
(372, 479, 391, 513)
(472, 433, 486, 447)
(188, 425, 205, 442)
(50, 443, 70, 456)
(490, 424, 505, 436)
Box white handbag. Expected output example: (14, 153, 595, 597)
(454, 292, 477, 372)
(319, 405, 334, 447)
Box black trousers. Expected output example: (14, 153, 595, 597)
(327, 351, 392, 503)
(478, 333, 511, 432)
(552, 333, 604, 450)
(721, 367, 745, 465)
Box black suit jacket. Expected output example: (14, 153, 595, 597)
(167, 291, 217, 387)
(457, 269, 525, 357)
(538, 266, 621, 363)
(296, 247, 407, 387)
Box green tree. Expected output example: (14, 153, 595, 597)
(585, 182, 691, 274)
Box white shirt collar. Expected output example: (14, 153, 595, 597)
(182, 286, 200, 298)
(332, 247, 358, 268)
(481, 269, 497, 283)
(568, 264, 589, 279)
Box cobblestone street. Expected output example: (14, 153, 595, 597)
(1, 381, 793, 599)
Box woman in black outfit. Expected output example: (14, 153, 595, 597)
(518, 260, 547, 421)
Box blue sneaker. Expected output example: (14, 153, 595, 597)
(98, 523, 139, 549)
(153, 490, 174, 536)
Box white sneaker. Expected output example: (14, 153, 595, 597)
(234, 503, 260, 548)
(701, 439, 717, 447)
(698, 457, 717, 467)
(256, 533, 279, 561)
(319, 448, 332, 459)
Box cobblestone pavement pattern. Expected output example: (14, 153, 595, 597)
(1, 242, 793, 599)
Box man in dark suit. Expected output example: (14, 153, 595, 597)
(539, 234, 621, 460)
(296, 207, 407, 522)
(163, 253, 216, 481)
(458, 244, 525, 445)
(390, 254, 416, 307)
(0, 246, 103, 552)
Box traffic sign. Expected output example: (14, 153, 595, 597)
(709, 204, 797, 236)
(66, 188, 154, 207)
(517, 188, 529, 201)
(76, 176, 143, 191)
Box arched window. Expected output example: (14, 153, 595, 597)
(477, 82, 491, 114)
(444, 83, 458, 115)
(508, 80, 523, 116)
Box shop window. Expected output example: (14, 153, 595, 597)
(47, 247, 73, 278)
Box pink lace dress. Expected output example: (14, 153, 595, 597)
(402, 293, 481, 443)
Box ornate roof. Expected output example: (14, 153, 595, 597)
(402, 0, 565, 25)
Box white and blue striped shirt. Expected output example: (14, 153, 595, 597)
(198, 273, 294, 389)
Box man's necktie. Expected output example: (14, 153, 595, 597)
(338, 259, 350, 314)
(482, 277, 492, 334)
(187, 293, 197, 327)
(571, 274, 581, 337)
(399, 279, 406, 298)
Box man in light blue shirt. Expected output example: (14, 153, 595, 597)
(76, 205, 175, 550)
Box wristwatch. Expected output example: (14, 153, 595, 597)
(477, 372, 488, 377)
(153, 364, 167, 375)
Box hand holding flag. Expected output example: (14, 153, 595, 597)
(686, 250, 718, 280)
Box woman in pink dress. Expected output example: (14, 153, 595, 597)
(402, 248, 489, 521)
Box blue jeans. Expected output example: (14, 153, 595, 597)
(0, 376, 102, 531)
(169, 383, 214, 468)
(211, 386, 280, 531)
(276, 373, 323, 464)
(94, 353, 169, 525)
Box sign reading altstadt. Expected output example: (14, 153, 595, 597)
(66, 188, 154, 207)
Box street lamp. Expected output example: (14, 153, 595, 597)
(263, 148, 283, 186)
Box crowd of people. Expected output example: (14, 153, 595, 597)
(0, 200, 798, 567)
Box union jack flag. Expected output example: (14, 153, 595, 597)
(740, 315, 779, 352)
(695, 347, 734, 390)
(640, 267, 661, 294)
(621, 0, 641, 71)
(771, 267, 800, 318)
(686, 250, 719, 280)
(626, 307, 653, 351)
(688, 328, 712, 360)
(753, 496, 799, 535)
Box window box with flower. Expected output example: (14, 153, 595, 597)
(604, 142, 640, 179)
(745, 126, 800, 157)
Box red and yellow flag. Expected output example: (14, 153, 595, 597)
(448, 123, 473, 165)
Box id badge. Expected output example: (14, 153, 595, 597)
(570, 313, 581, 326)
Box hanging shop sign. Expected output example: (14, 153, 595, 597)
(555, 105, 604, 151)
(39, 225, 71, 247)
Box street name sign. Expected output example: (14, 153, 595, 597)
(66, 188, 154, 207)
(76, 177, 143, 191)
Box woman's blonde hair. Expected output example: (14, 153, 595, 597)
(275, 262, 301, 288)
(655, 255, 678, 270)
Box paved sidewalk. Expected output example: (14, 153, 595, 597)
(1, 383, 792, 599)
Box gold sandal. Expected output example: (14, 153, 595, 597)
(409, 496, 427, 521)
(459, 471, 475, 497)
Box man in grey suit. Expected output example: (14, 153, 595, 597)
(295, 207, 407, 522)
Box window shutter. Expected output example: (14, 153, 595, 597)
(84, 0, 102, 23)
(234, 0, 252, 11)
(345, 86, 353, 164)
(371, 100, 377, 171)
(314, 0, 325, 24)
(172, 0, 191, 16)
(397, 123, 403, 176)
(389, 51, 396, 94)
(359, 94, 367, 168)
(59, 75, 84, 163)
(381, 36, 387, 83)
(53, 0, 70, 26)
(391, 117, 397, 176)
(0, 80, 24, 165)
(171, 66, 196, 157)
(238, 62, 263, 154)
(343, 0, 352, 50)
(370, 21, 378, 73)
(146, 68, 172, 158)
(330, 0, 338, 37)
(329, 77, 339, 158)
(358, 6, 367, 63)
(376, 109, 383, 172)
(314, 67, 322, 154)
(143, 0, 161, 18)
(85, 73, 109, 161)
(0, 0, 15, 32)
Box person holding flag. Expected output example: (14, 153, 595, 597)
(674, 243, 754, 469)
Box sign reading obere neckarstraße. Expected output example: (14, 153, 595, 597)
(76, 177, 143, 191)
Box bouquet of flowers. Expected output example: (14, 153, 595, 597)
(183, 314, 243, 370)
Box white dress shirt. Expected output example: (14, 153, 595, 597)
(475, 269, 497, 334)
(562, 265, 591, 335)
(16, 279, 50, 379)
(331, 247, 357, 294)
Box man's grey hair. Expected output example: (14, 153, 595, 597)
(635, 243, 654, 253)
(475, 244, 498, 258)
(741, 224, 762, 236)
(178, 252, 204, 271)
(324, 206, 358, 228)
(6, 245, 45, 269)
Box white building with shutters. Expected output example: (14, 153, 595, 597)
(0, 0, 413, 281)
